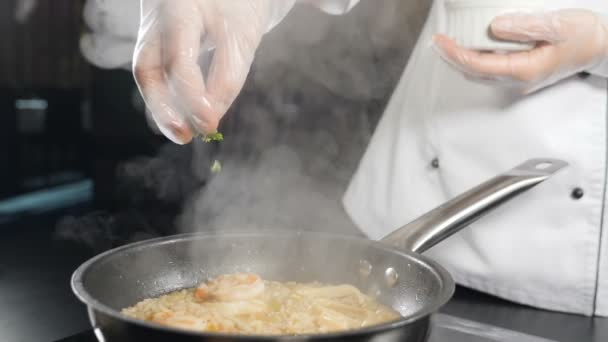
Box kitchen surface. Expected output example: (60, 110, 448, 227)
(1, 1, 608, 341)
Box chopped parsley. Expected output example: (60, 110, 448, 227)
(202, 132, 224, 143)
(199, 132, 224, 174)
(210, 160, 222, 174)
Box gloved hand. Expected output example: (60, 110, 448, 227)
(133, 0, 296, 144)
(433, 9, 608, 94)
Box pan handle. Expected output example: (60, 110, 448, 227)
(380, 158, 568, 254)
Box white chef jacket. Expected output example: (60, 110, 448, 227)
(335, 0, 608, 316)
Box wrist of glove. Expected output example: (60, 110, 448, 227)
(433, 9, 608, 94)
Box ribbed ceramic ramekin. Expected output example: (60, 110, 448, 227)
(444, 0, 547, 51)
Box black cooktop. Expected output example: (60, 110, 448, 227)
(54, 315, 555, 342)
(55, 330, 95, 342)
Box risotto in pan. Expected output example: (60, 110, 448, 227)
(122, 273, 400, 335)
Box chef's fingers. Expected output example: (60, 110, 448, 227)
(133, 19, 193, 144)
(490, 12, 566, 44)
(162, 2, 217, 135)
(433, 34, 559, 83)
(204, 28, 262, 130)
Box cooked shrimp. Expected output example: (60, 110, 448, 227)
(195, 273, 265, 301)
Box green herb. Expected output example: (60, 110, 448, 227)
(201, 133, 223, 173)
(210, 160, 222, 174)
(202, 132, 224, 143)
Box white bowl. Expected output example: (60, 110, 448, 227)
(444, 0, 547, 51)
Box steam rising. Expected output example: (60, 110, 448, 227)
(178, 1, 430, 235)
(59, 1, 431, 250)
(57, 211, 160, 252)
(179, 145, 358, 235)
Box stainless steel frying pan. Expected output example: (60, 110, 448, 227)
(72, 158, 567, 342)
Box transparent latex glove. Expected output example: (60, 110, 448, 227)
(133, 0, 296, 144)
(433, 9, 608, 94)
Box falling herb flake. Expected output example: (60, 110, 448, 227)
(202, 132, 224, 143)
(210, 160, 222, 174)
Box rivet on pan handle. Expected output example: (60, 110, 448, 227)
(381, 159, 568, 254)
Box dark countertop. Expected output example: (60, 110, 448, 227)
(1, 209, 606, 342)
(443, 287, 608, 342)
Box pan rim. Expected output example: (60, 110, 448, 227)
(71, 231, 455, 340)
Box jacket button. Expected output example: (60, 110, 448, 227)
(578, 72, 591, 79)
(431, 158, 440, 169)
(571, 188, 584, 200)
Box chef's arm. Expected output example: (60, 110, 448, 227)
(80, 0, 359, 70)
